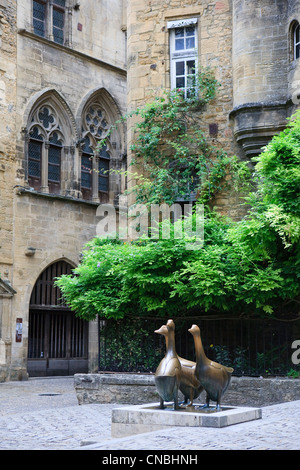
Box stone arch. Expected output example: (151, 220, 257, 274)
(23, 256, 77, 316)
(27, 258, 88, 377)
(24, 88, 78, 143)
(76, 87, 125, 154)
(23, 89, 80, 195)
(76, 87, 126, 203)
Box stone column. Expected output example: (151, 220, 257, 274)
(231, 0, 289, 156)
(40, 141, 49, 193)
(92, 155, 100, 203)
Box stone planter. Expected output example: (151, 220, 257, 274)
(74, 373, 300, 408)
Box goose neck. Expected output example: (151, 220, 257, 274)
(194, 331, 207, 365)
(167, 330, 176, 356)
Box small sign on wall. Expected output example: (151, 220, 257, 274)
(16, 318, 23, 343)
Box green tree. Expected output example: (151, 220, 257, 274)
(56, 83, 300, 321)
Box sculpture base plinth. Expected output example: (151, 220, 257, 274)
(111, 402, 262, 438)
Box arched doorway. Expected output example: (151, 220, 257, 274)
(27, 260, 88, 377)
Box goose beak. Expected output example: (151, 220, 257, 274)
(188, 324, 197, 333)
(155, 325, 167, 335)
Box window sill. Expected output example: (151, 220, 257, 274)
(16, 186, 100, 207)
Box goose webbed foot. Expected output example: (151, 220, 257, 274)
(178, 398, 188, 405)
(194, 403, 210, 410)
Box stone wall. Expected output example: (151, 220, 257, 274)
(0, 0, 16, 274)
(2, 0, 300, 382)
(74, 373, 300, 408)
(231, 0, 300, 156)
(126, 0, 247, 219)
(0, 0, 127, 381)
(0, 0, 18, 381)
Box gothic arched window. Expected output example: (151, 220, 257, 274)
(80, 103, 111, 202)
(27, 104, 64, 194)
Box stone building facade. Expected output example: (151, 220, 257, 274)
(0, 0, 299, 381)
(0, 0, 127, 381)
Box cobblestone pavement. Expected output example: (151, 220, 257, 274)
(0, 376, 300, 451)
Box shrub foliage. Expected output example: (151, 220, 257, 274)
(56, 79, 300, 321)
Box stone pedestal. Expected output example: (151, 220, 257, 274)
(111, 402, 262, 438)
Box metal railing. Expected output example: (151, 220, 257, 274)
(97, 316, 300, 377)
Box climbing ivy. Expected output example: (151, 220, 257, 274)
(126, 68, 251, 206)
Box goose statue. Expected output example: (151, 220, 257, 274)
(188, 324, 234, 411)
(154, 319, 182, 410)
(156, 319, 203, 406)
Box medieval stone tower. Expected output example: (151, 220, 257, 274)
(0, 0, 299, 381)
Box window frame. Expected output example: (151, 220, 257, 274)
(32, 0, 47, 38)
(294, 22, 300, 60)
(52, 1, 66, 45)
(80, 136, 94, 201)
(168, 18, 198, 98)
(98, 145, 110, 194)
(32, 0, 66, 45)
(28, 128, 44, 190)
(80, 104, 112, 202)
(27, 105, 65, 194)
(48, 133, 63, 193)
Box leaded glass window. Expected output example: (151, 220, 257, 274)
(81, 103, 112, 200)
(28, 127, 43, 187)
(32, 1, 66, 45)
(81, 137, 93, 191)
(27, 104, 65, 193)
(99, 145, 110, 193)
(48, 132, 62, 190)
(53, 0, 65, 7)
(38, 107, 55, 129)
(84, 106, 109, 140)
(53, 7, 64, 45)
(33, 0, 46, 38)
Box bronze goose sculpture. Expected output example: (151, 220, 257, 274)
(188, 324, 233, 411)
(154, 319, 181, 410)
(157, 319, 203, 406)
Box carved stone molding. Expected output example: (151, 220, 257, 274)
(0, 279, 16, 298)
(230, 101, 290, 157)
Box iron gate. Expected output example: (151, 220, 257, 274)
(27, 261, 89, 377)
